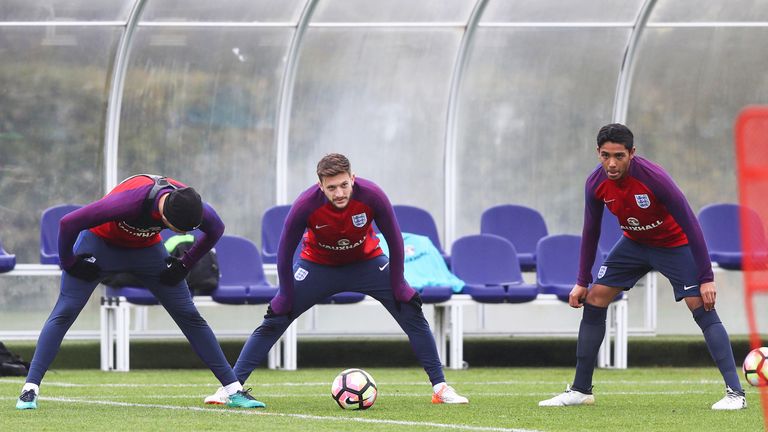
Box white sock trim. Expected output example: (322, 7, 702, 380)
(22, 383, 39, 395)
(224, 381, 243, 396)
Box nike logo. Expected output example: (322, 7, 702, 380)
(378, 262, 390, 271)
(683, 284, 698, 290)
(603, 199, 616, 204)
(315, 224, 329, 229)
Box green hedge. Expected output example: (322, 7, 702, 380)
(3, 335, 763, 370)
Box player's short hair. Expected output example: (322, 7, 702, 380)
(317, 153, 351, 181)
(597, 123, 634, 150)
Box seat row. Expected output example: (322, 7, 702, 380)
(55, 232, 607, 307)
(104, 231, 605, 304)
(20, 204, 636, 371)
(261, 203, 622, 270)
(4, 202, 760, 298)
(23, 202, 603, 304)
(262, 202, 765, 272)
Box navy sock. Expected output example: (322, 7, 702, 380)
(692, 306, 742, 392)
(572, 303, 608, 393)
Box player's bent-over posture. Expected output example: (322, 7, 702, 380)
(538, 124, 746, 410)
(16, 175, 263, 410)
(204, 153, 468, 405)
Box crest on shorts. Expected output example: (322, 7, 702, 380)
(351, 212, 367, 228)
(598, 266, 607, 279)
(634, 194, 651, 209)
(294, 267, 308, 281)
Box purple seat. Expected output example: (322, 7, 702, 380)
(598, 207, 623, 260)
(698, 203, 768, 270)
(393, 205, 449, 264)
(536, 235, 581, 301)
(536, 234, 600, 302)
(105, 231, 210, 305)
(480, 204, 548, 271)
(105, 285, 159, 305)
(419, 286, 453, 303)
(0, 239, 17, 273)
(261, 205, 291, 265)
(451, 234, 538, 304)
(270, 217, 360, 304)
(537, 234, 624, 303)
(213, 235, 276, 305)
(40, 204, 83, 264)
(321, 292, 367, 304)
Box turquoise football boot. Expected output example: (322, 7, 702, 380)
(226, 388, 266, 408)
(16, 389, 38, 410)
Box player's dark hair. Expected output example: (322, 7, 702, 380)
(597, 123, 634, 150)
(317, 153, 351, 180)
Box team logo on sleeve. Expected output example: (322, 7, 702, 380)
(634, 194, 651, 209)
(294, 267, 308, 281)
(351, 212, 368, 227)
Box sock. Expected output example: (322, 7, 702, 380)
(22, 382, 39, 395)
(433, 382, 447, 393)
(572, 303, 607, 393)
(224, 381, 243, 396)
(692, 306, 743, 392)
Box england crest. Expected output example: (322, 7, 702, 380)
(634, 194, 651, 209)
(294, 267, 308, 281)
(598, 265, 607, 279)
(351, 212, 367, 228)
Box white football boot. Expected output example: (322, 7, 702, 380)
(431, 383, 469, 404)
(538, 385, 595, 407)
(711, 386, 746, 410)
(203, 386, 228, 405)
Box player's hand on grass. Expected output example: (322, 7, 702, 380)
(568, 284, 588, 308)
(64, 253, 102, 282)
(700, 281, 716, 311)
(159, 256, 189, 286)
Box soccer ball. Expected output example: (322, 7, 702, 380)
(743, 346, 768, 386)
(331, 368, 377, 410)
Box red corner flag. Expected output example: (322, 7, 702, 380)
(735, 105, 768, 429)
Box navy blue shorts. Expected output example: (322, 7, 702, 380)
(596, 237, 702, 301)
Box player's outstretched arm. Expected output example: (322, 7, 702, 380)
(568, 284, 588, 308)
(58, 191, 142, 268)
(272, 190, 320, 316)
(177, 203, 224, 269)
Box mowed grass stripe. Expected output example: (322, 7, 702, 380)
(3, 368, 764, 432)
(9, 396, 541, 432)
(0, 378, 729, 387)
(0, 389, 738, 400)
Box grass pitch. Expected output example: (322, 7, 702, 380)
(1, 367, 765, 431)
